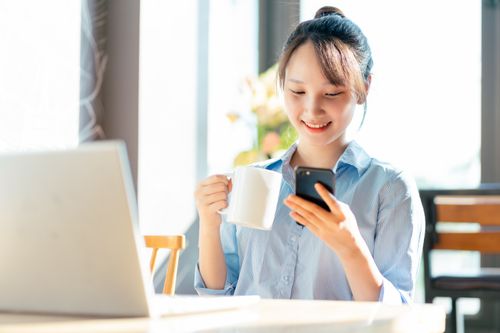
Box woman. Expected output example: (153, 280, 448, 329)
(194, 6, 424, 304)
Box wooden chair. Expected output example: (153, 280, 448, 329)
(143, 235, 186, 295)
(420, 187, 500, 333)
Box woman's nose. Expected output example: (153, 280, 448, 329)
(305, 96, 324, 115)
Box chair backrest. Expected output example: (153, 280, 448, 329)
(431, 195, 500, 253)
(143, 235, 186, 295)
(421, 187, 500, 289)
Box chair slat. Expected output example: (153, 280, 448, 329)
(434, 232, 500, 253)
(434, 195, 500, 205)
(435, 196, 500, 226)
(144, 235, 186, 249)
(143, 235, 186, 295)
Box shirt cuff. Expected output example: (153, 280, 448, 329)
(194, 263, 236, 296)
(377, 277, 409, 304)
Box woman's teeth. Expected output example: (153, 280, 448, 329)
(304, 121, 330, 128)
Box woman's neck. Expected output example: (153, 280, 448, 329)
(291, 139, 350, 170)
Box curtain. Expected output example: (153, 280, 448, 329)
(79, 0, 108, 142)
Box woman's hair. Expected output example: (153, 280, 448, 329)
(277, 6, 373, 115)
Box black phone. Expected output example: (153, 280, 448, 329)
(295, 166, 335, 211)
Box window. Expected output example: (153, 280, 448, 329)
(0, 2, 80, 151)
(207, 0, 259, 174)
(139, 0, 199, 234)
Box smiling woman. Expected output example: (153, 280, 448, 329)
(281, 40, 358, 152)
(194, 6, 425, 304)
(0, 1, 80, 151)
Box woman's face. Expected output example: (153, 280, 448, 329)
(284, 40, 358, 148)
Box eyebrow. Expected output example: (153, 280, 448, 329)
(287, 78, 336, 86)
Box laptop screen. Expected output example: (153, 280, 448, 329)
(0, 141, 153, 316)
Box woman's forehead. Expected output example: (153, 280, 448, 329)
(286, 42, 325, 76)
(285, 42, 348, 87)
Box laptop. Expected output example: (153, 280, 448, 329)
(0, 141, 259, 317)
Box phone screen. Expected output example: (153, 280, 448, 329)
(295, 166, 335, 211)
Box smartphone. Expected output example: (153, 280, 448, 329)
(295, 166, 335, 211)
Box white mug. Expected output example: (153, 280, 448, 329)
(218, 166, 282, 230)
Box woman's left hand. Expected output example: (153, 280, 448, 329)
(284, 183, 363, 258)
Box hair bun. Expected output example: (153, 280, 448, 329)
(314, 6, 345, 19)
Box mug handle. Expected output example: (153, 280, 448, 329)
(217, 172, 233, 215)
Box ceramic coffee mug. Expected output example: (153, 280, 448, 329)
(218, 166, 282, 230)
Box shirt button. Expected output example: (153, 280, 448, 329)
(283, 276, 289, 283)
(290, 236, 297, 243)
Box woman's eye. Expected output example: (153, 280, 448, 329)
(326, 92, 342, 97)
(290, 89, 305, 95)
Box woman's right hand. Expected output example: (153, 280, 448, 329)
(196, 175, 232, 289)
(194, 175, 232, 229)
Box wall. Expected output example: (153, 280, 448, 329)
(102, 0, 140, 189)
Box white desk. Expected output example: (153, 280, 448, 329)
(0, 299, 445, 333)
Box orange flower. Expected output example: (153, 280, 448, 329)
(262, 132, 281, 155)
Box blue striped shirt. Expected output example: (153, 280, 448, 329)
(194, 141, 425, 304)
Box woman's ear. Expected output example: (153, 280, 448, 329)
(365, 74, 372, 94)
(357, 74, 372, 105)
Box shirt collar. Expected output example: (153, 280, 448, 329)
(275, 143, 298, 191)
(279, 142, 297, 168)
(334, 140, 371, 176)
(278, 140, 371, 176)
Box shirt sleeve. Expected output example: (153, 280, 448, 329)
(373, 171, 425, 304)
(194, 221, 240, 296)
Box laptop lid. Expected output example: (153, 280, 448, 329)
(0, 141, 154, 316)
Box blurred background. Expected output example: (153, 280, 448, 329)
(0, 1, 498, 331)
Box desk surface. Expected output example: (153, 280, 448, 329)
(0, 299, 445, 333)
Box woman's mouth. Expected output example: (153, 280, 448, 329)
(302, 120, 332, 132)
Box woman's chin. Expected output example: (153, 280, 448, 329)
(298, 131, 346, 148)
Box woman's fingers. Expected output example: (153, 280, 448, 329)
(289, 211, 320, 234)
(198, 183, 228, 196)
(284, 190, 347, 232)
(202, 191, 228, 206)
(314, 183, 345, 221)
(197, 175, 232, 195)
(208, 199, 228, 213)
(284, 196, 324, 229)
(285, 195, 329, 219)
(199, 174, 229, 187)
(195, 175, 231, 214)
